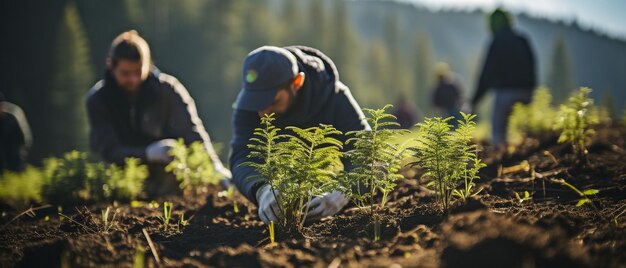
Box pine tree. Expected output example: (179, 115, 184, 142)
(547, 36, 575, 104)
(413, 33, 434, 116)
(50, 2, 94, 153)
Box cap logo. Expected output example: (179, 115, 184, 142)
(246, 70, 258, 83)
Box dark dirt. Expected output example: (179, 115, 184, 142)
(1, 125, 625, 267)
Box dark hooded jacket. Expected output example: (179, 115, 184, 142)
(472, 27, 536, 105)
(86, 69, 226, 173)
(229, 46, 369, 204)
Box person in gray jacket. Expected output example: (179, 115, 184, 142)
(0, 91, 32, 173)
(86, 30, 230, 196)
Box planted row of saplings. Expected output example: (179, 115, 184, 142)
(242, 105, 484, 240)
(0, 140, 226, 206)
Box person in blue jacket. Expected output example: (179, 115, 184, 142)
(229, 46, 369, 224)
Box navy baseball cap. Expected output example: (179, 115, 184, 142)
(234, 46, 298, 111)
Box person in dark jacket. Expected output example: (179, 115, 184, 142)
(471, 8, 536, 145)
(0, 91, 32, 173)
(230, 46, 369, 224)
(432, 62, 463, 127)
(86, 31, 230, 196)
(392, 94, 418, 129)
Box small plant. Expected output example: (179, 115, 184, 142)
(242, 113, 344, 233)
(0, 166, 44, 204)
(554, 87, 599, 160)
(166, 140, 223, 193)
(552, 178, 599, 207)
(343, 104, 408, 240)
(226, 185, 239, 213)
(408, 112, 484, 212)
(132, 243, 145, 268)
(514, 191, 532, 204)
(452, 145, 486, 202)
(508, 87, 557, 144)
(268, 220, 276, 245)
(179, 212, 189, 227)
(100, 206, 118, 233)
(158, 201, 173, 231)
(105, 158, 149, 200)
(36, 151, 149, 205)
(41, 151, 93, 205)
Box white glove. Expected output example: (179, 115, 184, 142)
(146, 139, 177, 164)
(461, 102, 473, 114)
(256, 184, 283, 224)
(305, 191, 349, 222)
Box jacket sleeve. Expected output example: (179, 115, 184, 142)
(333, 82, 370, 172)
(522, 36, 537, 88)
(472, 40, 499, 106)
(164, 75, 231, 178)
(229, 109, 264, 204)
(86, 94, 147, 165)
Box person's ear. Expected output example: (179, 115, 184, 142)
(292, 72, 305, 92)
(106, 58, 113, 70)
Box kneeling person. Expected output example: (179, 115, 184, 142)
(86, 31, 230, 196)
(230, 46, 369, 224)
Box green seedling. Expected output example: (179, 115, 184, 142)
(554, 87, 599, 161)
(514, 191, 532, 204)
(226, 185, 239, 213)
(166, 140, 222, 194)
(409, 112, 484, 212)
(452, 145, 486, 202)
(179, 212, 189, 227)
(343, 105, 408, 241)
(552, 178, 599, 207)
(242, 114, 344, 233)
(508, 87, 557, 144)
(268, 220, 276, 245)
(0, 151, 147, 205)
(100, 206, 118, 233)
(373, 217, 381, 242)
(158, 202, 173, 231)
(132, 243, 145, 268)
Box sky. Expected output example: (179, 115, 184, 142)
(385, 0, 626, 39)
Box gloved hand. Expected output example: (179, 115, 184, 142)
(461, 102, 474, 114)
(146, 139, 177, 164)
(256, 184, 283, 224)
(305, 191, 349, 223)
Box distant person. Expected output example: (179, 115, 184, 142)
(470, 8, 536, 145)
(0, 91, 32, 173)
(86, 30, 231, 196)
(230, 46, 369, 224)
(392, 94, 418, 129)
(432, 62, 463, 127)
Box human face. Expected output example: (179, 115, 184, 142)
(257, 88, 296, 117)
(257, 72, 305, 117)
(109, 59, 144, 92)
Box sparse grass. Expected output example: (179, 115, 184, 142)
(100, 206, 118, 233)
